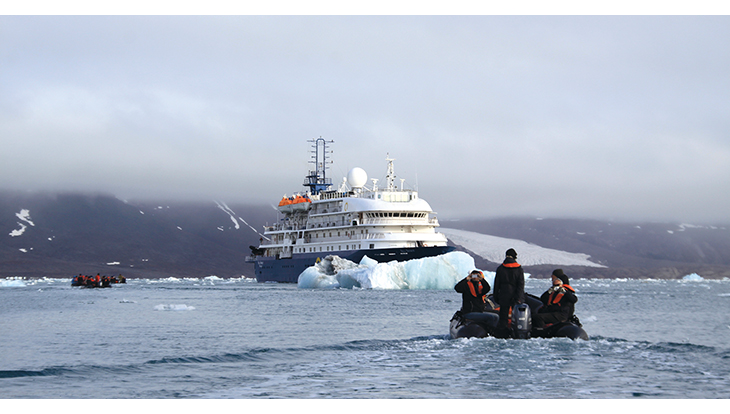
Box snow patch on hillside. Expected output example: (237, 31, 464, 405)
(215, 200, 240, 230)
(439, 227, 605, 268)
(9, 209, 35, 237)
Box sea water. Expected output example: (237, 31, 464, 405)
(1, 275, 730, 399)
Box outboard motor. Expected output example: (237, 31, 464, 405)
(511, 303, 532, 339)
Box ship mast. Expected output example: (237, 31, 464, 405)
(385, 153, 396, 191)
(303, 137, 334, 195)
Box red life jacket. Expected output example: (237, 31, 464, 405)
(547, 284, 575, 306)
(467, 280, 486, 298)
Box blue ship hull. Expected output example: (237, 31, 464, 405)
(249, 245, 455, 283)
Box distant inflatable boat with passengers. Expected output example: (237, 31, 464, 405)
(449, 293, 588, 340)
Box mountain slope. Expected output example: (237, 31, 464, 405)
(441, 218, 730, 279)
(2, 191, 729, 279)
(1, 192, 270, 278)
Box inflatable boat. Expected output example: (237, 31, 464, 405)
(71, 274, 126, 288)
(449, 293, 588, 340)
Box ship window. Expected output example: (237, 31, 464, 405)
(370, 244, 374, 249)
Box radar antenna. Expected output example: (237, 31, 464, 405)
(303, 137, 334, 195)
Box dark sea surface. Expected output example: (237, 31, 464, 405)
(1, 277, 729, 399)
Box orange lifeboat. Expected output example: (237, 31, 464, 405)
(278, 194, 312, 213)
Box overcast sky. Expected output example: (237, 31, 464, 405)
(2, 15, 729, 224)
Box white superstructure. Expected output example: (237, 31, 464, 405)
(254, 143, 448, 261)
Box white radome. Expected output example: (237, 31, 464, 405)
(347, 167, 368, 188)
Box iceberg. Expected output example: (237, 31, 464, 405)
(682, 273, 704, 281)
(297, 251, 493, 289)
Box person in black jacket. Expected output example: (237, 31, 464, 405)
(492, 248, 525, 337)
(532, 269, 577, 328)
(454, 270, 491, 313)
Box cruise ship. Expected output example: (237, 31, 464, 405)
(246, 138, 454, 283)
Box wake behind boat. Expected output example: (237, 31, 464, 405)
(245, 137, 454, 283)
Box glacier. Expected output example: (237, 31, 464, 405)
(297, 251, 511, 289)
(439, 227, 605, 267)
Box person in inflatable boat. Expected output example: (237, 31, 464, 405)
(493, 248, 525, 337)
(532, 269, 577, 328)
(454, 270, 491, 313)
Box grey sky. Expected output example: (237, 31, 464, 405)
(2, 15, 729, 223)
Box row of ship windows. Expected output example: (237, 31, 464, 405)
(270, 229, 367, 243)
(365, 212, 426, 218)
(296, 244, 374, 253)
(313, 229, 366, 238)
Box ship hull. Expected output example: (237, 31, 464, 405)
(250, 245, 455, 283)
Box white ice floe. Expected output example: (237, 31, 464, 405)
(439, 227, 605, 268)
(203, 275, 223, 281)
(154, 304, 196, 311)
(1, 279, 27, 287)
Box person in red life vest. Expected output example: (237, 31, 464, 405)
(532, 269, 577, 328)
(454, 270, 491, 313)
(492, 248, 525, 337)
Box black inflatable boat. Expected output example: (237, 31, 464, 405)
(449, 293, 588, 340)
